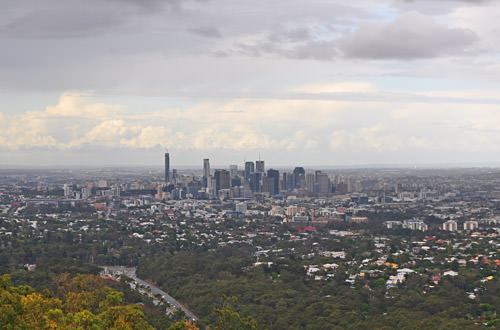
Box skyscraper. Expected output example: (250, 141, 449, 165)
(292, 167, 305, 189)
(317, 172, 331, 196)
(164, 152, 170, 182)
(172, 169, 177, 184)
(207, 176, 216, 199)
(214, 169, 230, 191)
(267, 169, 280, 195)
(229, 164, 238, 178)
(249, 172, 261, 192)
(306, 173, 315, 193)
(282, 172, 288, 191)
(256, 160, 265, 173)
(244, 161, 255, 181)
(203, 159, 210, 187)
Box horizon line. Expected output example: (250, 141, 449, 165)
(2, 161, 500, 170)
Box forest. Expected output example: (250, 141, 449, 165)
(138, 246, 500, 329)
(0, 273, 153, 329)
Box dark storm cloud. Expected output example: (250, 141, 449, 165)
(339, 11, 478, 59)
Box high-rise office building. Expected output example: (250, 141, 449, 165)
(292, 167, 305, 189)
(256, 160, 265, 173)
(244, 161, 255, 181)
(214, 169, 231, 191)
(262, 176, 272, 194)
(207, 176, 216, 199)
(164, 152, 170, 182)
(306, 173, 315, 193)
(317, 172, 331, 196)
(172, 169, 177, 184)
(249, 172, 261, 192)
(282, 172, 288, 191)
(267, 169, 280, 195)
(229, 164, 238, 178)
(231, 176, 241, 187)
(203, 159, 210, 187)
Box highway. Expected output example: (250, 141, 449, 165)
(103, 266, 198, 322)
(131, 275, 199, 322)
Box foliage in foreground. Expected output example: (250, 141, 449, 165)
(0, 273, 154, 329)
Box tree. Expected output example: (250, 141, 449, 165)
(0, 274, 155, 329)
(168, 320, 200, 330)
(212, 295, 257, 330)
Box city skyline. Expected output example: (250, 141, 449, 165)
(3, 1, 500, 166)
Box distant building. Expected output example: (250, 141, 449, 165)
(282, 172, 288, 191)
(244, 161, 255, 181)
(336, 182, 348, 195)
(442, 220, 458, 232)
(267, 169, 280, 195)
(214, 169, 230, 191)
(292, 214, 310, 222)
(306, 173, 315, 193)
(235, 202, 247, 213)
(81, 187, 91, 199)
(402, 219, 428, 231)
(63, 183, 72, 198)
(172, 169, 177, 184)
(112, 184, 120, 197)
(464, 220, 479, 231)
(249, 172, 261, 192)
(255, 160, 265, 173)
(156, 185, 163, 200)
(353, 180, 362, 193)
(316, 172, 330, 196)
(164, 152, 170, 182)
(286, 205, 298, 217)
(203, 159, 210, 187)
(207, 176, 216, 199)
(292, 167, 305, 189)
(261, 176, 272, 195)
(385, 221, 402, 229)
(350, 216, 368, 223)
(443, 270, 459, 277)
(229, 165, 238, 178)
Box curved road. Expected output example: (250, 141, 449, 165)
(131, 275, 198, 322)
(103, 266, 198, 322)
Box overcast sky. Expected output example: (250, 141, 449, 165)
(2, 0, 500, 168)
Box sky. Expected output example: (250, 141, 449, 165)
(2, 0, 500, 168)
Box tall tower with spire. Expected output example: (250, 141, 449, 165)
(255, 153, 264, 173)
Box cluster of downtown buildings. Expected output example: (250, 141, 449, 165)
(161, 153, 359, 201)
(4, 159, 500, 232)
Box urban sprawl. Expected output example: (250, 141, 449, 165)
(2, 155, 500, 325)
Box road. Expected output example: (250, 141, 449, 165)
(131, 276, 198, 322)
(103, 266, 198, 322)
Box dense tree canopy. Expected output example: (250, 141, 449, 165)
(0, 274, 154, 329)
